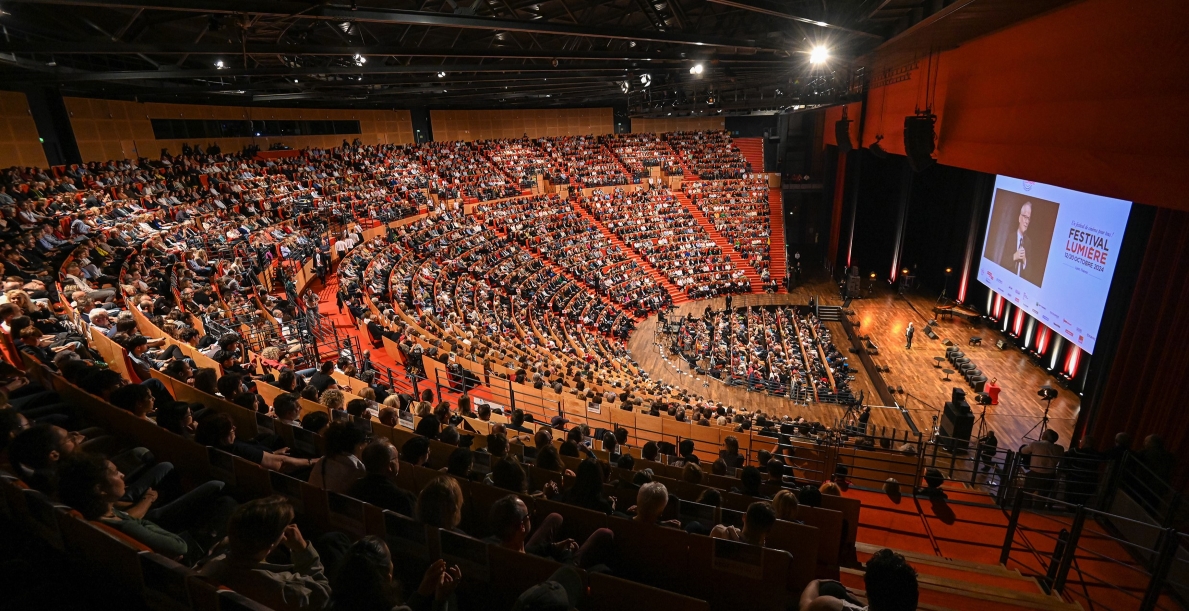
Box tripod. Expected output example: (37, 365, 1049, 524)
(1023, 395, 1054, 441)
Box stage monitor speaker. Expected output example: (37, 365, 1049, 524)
(904, 114, 937, 172)
(940, 400, 974, 452)
(951, 388, 966, 405)
(924, 327, 938, 340)
(846, 276, 861, 296)
(996, 339, 1007, 350)
(835, 119, 853, 152)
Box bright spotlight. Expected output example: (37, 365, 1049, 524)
(214, 60, 225, 69)
(810, 46, 829, 64)
(620, 80, 630, 94)
(639, 73, 652, 87)
(437, 71, 446, 78)
(353, 53, 366, 65)
(689, 63, 703, 75)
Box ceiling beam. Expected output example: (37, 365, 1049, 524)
(0, 40, 793, 63)
(7, 0, 785, 49)
(0, 61, 645, 83)
(705, 0, 883, 39)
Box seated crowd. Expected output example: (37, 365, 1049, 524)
(0, 130, 929, 611)
(582, 187, 751, 298)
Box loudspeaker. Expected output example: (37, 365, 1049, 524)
(996, 339, 1007, 350)
(924, 327, 938, 340)
(835, 118, 853, 152)
(940, 400, 974, 452)
(951, 387, 966, 405)
(942, 339, 954, 347)
(845, 276, 861, 296)
(904, 114, 937, 172)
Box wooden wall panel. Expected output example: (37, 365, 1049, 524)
(430, 108, 613, 141)
(64, 97, 415, 162)
(0, 91, 49, 168)
(631, 117, 724, 133)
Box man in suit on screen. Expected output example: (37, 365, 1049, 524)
(999, 202, 1034, 282)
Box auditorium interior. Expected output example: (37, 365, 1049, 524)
(0, 0, 1186, 610)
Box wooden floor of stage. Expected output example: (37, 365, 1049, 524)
(626, 280, 1078, 453)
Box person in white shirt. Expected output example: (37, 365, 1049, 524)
(1021, 429, 1064, 506)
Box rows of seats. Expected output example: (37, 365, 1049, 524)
(411, 141, 522, 202)
(477, 138, 552, 190)
(536, 136, 630, 187)
(602, 133, 684, 179)
(683, 178, 771, 276)
(663, 131, 751, 179)
(477, 194, 670, 315)
(580, 187, 750, 298)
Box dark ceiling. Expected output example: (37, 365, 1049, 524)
(0, 0, 1071, 115)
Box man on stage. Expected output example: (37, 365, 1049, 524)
(905, 322, 915, 349)
(999, 201, 1035, 283)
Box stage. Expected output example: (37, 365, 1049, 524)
(627, 280, 1079, 453)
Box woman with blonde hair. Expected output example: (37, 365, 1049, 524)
(772, 489, 801, 522)
(320, 389, 346, 412)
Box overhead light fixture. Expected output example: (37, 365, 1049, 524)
(293, 78, 299, 83)
(620, 80, 630, 94)
(353, 53, 366, 65)
(689, 63, 703, 75)
(639, 73, 652, 87)
(810, 45, 829, 64)
(437, 71, 446, 78)
(215, 60, 225, 69)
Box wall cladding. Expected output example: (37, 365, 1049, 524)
(631, 117, 725, 133)
(0, 91, 48, 168)
(430, 108, 613, 141)
(64, 97, 415, 162)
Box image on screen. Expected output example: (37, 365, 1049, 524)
(977, 175, 1132, 354)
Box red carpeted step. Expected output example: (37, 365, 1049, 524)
(768, 187, 787, 293)
(733, 137, 765, 172)
(673, 191, 762, 293)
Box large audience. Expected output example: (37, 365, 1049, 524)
(0, 130, 953, 611)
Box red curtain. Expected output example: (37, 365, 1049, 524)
(1089, 208, 1189, 469)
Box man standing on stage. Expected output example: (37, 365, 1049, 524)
(905, 322, 915, 349)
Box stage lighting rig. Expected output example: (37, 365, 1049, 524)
(810, 46, 829, 64)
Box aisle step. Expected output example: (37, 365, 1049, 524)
(768, 187, 786, 293)
(674, 190, 762, 293)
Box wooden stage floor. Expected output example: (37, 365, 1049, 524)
(626, 281, 1078, 453)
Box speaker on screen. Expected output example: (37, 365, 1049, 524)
(835, 118, 853, 152)
(904, 114, 937, 171)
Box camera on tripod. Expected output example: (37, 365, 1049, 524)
(975, 392, 992, 405)
(1037, 386, 1058, 400)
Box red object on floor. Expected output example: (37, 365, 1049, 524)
(987, 382, 1001, 404)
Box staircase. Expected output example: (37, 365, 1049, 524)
(842, 544, 1081, 611)
(768, 187, 786, 293)
(674, 190, 763, 293)
(571, 201, 689, 304)
(818, 305, 844, 321)
(601, 144, 635, 182)
(733, 137, 765, 172)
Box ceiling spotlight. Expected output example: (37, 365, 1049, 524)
(810, 45, 829, 64)
(620, 80, 630, 94)
(689, 63, 703, 75)
(437, 71, 446, 78)
(215, 60, 225, 69)
(293, 78, 299, 83)
(353, 53, 366, 65)
(639, 73, 651, 87)
(629, 41, 636, 47)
